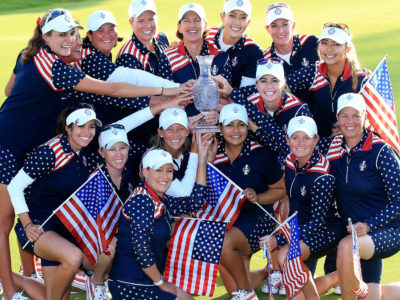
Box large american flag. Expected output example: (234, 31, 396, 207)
(55, 169, 122, 264)
(164, 218, 227, 296)
(281, 215, 308, 297)
(193, 163, 246, 230)
(360, 57, 400, 152)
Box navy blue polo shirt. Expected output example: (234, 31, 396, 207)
(205, 26, 263, 88)
(213, 139, 282, 215)
(286, 60, 368, 137)
(0, 46, 85, 160)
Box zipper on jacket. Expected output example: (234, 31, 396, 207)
(346, 155, 351, 183)
(289, 173, 299, 198)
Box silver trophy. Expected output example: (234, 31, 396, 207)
(193, 55, 220, 133)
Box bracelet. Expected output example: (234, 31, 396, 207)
(24, 222, 33, 230)
(153, 276, 164, 286)
(155, 87, 163, 96)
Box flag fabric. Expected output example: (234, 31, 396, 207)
(281, 215, 309, 297)
(360, 57, 400, 152)
(55, 169, 122, 264)
(164, 217, 227, 296)
(193, 163, 246, 230)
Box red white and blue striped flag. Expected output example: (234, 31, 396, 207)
(360, 56, 400, 152)
(281, 215, 308, 297)
(193, 163, 246, 230)
(55, 169, 122, 264)
(164, 217, 227, 296)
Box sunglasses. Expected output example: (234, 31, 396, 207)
(323, 22, 350, 34)
(100, 123, 125, 133)
(44, 9, 69, 26)
(70, 102, 94, 112)
(266, 2, 289, 13)
(257, 57, 282, 65)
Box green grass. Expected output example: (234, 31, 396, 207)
(1, 0, 400, 299)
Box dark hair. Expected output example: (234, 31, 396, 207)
(56, 102, 96, 134)
(82, 31, 124, 49)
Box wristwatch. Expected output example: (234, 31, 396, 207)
(153, 276, 165, 286)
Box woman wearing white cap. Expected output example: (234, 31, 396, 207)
(158, 3, 232, 116)
(108, 135, 211, 300)
(205, 0, 263, 89)
(6, 103, 114, 300)
(210, 103, 285, 300)
(249, 93, 400, 299)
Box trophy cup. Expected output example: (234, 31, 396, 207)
(193, 55, 220, 133)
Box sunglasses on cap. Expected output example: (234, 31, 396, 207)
(266, 2, 289, 13)
(44, 9, 69, 26)
(257, 57, 282, 65)
(100, 123, 125, 133)
(70, 103, 94, 111)
(323, 22, 350, 34)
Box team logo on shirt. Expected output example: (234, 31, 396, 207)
(212, 65, 218, 75)
(282, 124, 288, 132)
(231, 56, 238, 67)
(359, 160, 367, 171)
(302, 58, 309, 67)
(328, 28, 335, 35)
(236, 0, 243, 6)
(274, 8, 282, 15)
(242, 164, 250, 175)
(128, 183, 134, 194)
(300, 185, 306, 196)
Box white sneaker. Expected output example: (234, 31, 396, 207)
(102, 280, 111, 300)
(0, 279, 3, 295)
(261, 281, 269, 294)
(86, 276, 105, 300)
(28, 273, 43, 283)
(2, 292, 30, 300)
(231, 289, 258, 300)
(269, 271, 282, 294)
(279, 282, 286, 295)
(333, 284, 341, 295)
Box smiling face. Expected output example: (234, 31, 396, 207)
(337, 107, 365, 142)
(220, 10, 250, 43)
(318, 38, 348, 65)
(66, 120, 96, 152)
(88, 23, 118, 56)
(142, 163, 174, 197)
(43, 28, 77, 57)
(65, 31, 82, 63)
(221, 120, 248, 147)
(286, 131, 319, 166)
(130, 10, 157, 44)
(158, 124, 188, 157)
(99, 142, 129, 172)
(266, 18, 295, 49)
(178, 11, 206, 44)
(256, 74, 285, 112)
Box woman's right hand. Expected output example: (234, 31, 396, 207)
(159, 281, 178, 295)
(25, 223, 45, 242)
(196, 132, 213, 164)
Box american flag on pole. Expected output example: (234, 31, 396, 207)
(281, 215, 308, 297)
(360, 56, 400, 152)
(193, 163, 246, 230)
(55, 169, 122, 264)
(164, 217, 227, 296)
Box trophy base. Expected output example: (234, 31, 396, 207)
(193, 125, 220, 133)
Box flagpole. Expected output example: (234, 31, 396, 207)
(171, 216, 230, 223)
(208, 163, 280, 225)
(264, 211, 298, 241)
(23, 169, 102, 249)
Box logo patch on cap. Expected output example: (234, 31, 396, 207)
(172, 110, 179, 116)
(346, 94, 353, 100)
(162, 151, 167, 157)
(75, 118, 80, 124)
(64, 14, 71, 22)
(232, 107, 239, 113)
(236, 0, 243, 6)
(298, 118, 305, 124)
(266, 62, 273, 69)
(141, 0, 147, 5)
(100, 12, 106, 19)
(112, 128, 118, 135)
(274, 7, 281, 15)
(85, 109, 92, 115)
(188, 3, 195, 8)
(328, 27, 335, 35)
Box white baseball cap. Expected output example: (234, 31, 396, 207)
(256, 59, 285, 81)
(219, 103, 248, 125)
(159, 108, 188, 129)
(223, 0, 252, 17)
(178, 3, 206, 21)
(142, 149, 175, 170)
(337, 93, 366, 114)
(87, 10, 117, 31)
(287, 116, 318, 138)
(42, 9, 84, 34)
(66, 107, 102, 127)
(128, 0, 157, 19)
(99, 124, 129, 149)
(318, 24, 351, 44)
(265, 3, 294, 26)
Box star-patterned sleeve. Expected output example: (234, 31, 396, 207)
(286, 64, 316, 93)
(116, 54, 143, 70)
(164, 183, 206, 216)
(123, 194, 156, 269)
(366, 144, 400, 231)
(229, 85, 257, 102)
(22, 145, 56, 180)
(81, 52, 117, 81)
(157, 53, 174, 81)
(295, 103, 313, 118)
(52, 59, 86, 90)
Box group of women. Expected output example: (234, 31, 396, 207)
(0, 0, 399, 300)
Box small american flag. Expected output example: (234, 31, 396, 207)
(360, 57, 400, 152)
(164, 218, 227, 296)
(194, 163, 246, 230)
(55, 169, 122, 264)
(281, 215, 308, 297)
